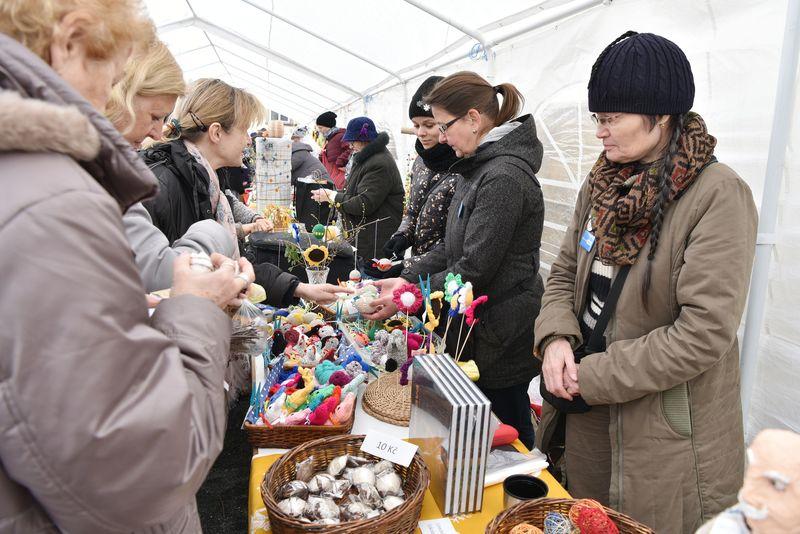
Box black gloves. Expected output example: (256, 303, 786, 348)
(381, 234, 410, 260)
(360, 257, 404, 279)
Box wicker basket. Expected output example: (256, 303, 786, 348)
(362, 371, 411, 427)
(261, 434, 429, 533)
(485, 498, 655, 534)
(243, 406, 355, 449)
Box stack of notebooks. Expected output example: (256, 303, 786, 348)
(409, 354, 492, 516)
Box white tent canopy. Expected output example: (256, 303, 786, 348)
(148, 0, 800, 441)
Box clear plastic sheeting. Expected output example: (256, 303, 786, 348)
(149, 0, 800, 440)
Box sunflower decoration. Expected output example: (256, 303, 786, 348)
(302, 244, 329, 267)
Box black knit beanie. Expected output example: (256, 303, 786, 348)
(588, 31, 695, 115)
(408, 76, 443, 120)
(316, 111, 337, 128)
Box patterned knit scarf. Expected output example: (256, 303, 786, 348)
(589, 112, 716, 265)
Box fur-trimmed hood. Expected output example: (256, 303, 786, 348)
(353, 131, 390, 165)
(0, 32, 157, 210)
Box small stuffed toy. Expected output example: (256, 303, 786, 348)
(331, 392, 356, 425)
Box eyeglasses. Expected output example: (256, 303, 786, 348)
(590, 113, 623, 129)
(438, 115, 464, 134)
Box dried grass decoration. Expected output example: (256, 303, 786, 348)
(303, 245, 329, 267)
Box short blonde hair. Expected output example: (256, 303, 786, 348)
(165, 78, 266, 141)
(106, 40, 186, 134)
(0, 0, 154, 64)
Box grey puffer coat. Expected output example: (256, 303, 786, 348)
(404, 115, 545, 389)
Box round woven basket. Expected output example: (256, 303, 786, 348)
(261, 434, 429, 533)
(361, 371, 411, 427)
(485, 498, 655, 534)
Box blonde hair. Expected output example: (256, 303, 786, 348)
(0, 0, 154, 64)
(165, 78, 266, 141)
(106, 40, 186, 134)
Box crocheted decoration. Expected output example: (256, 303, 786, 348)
(444, 272, 463, 300)
(465, 295, 488, 327)
(568, 499, 605, 524)
(543, 511, 573, 534)
(574, 508, 619, 534)
(392, 283, 423, 314)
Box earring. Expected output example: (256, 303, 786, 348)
(472, 129, 478, 134)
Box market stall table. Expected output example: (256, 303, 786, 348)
(248, 389, 569, 533)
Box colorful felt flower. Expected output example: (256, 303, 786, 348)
(457, 282, 473, 314)
(444, 273, 463, 300)
(392, 283, 423, 314)
(303, 245, 329, 267)
(465, 295, 488, 327)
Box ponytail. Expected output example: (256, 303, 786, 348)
(494, 83, 524, 125)
(424, 71, 524, 127)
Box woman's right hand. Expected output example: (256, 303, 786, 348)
(170, 253, 255, 309)
(542, 338, 578, 400)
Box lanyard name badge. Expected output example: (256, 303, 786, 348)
(580, 218, 596, 252)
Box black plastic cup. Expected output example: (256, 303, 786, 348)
(503, 474, 549, 509)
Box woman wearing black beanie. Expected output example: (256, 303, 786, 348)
(535, 32, 757, 532)
(364, 76, 460, 278)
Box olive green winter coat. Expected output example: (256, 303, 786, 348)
(534, 162, 757, 533)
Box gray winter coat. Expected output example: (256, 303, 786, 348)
(291, 141, 329, 184)
(124, 202, 236, 292)
(0, 33, 230, 533)
(404, 115, 545, 389)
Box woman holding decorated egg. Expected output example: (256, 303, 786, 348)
(365, 72, 545, 449)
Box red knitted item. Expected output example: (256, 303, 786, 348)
(575, 508, 619, 534)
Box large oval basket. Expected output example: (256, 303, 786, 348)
(485, 498, 655, 534)
(261, 434, 429, 533)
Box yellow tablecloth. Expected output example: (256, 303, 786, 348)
(248, 440, 570, 533)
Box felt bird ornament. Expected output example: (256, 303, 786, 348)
(331, 392, 356, 425)
(283, 408, 311, 426)
(304, 383, 335, 411)
(342, 373, 366, 396)
(285, 367, 315, 412)
(264, 391, 287, 424)
(308, 385, 341, 425)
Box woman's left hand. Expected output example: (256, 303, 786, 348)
(311, 188, 336, 204)
(563, 364, 580, 397)
(361, 277, 405, 320)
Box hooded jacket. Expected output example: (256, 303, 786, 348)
(333, 132, 405, 261)
(141, 139, 214, 244)
(291, 141, 329, 185)
(0, 33, 230, 533)
(123, 202, 236, 292)
(404, 115, 545, 389)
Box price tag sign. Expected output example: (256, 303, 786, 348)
(360, 431, 418, 467)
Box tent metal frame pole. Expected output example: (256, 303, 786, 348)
(239, 0, 403, 83)
(402, 0, 494, 60)
(158, 17, 363, 98)
(345, 0, 608, 110)
(740, 0, 800, 425)
(212, 43, 337, 107)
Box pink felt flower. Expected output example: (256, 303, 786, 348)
(392, 283, 423, 314)
(465, 295, 489, 327)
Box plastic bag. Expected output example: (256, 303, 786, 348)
(228, 300, 271, 403)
